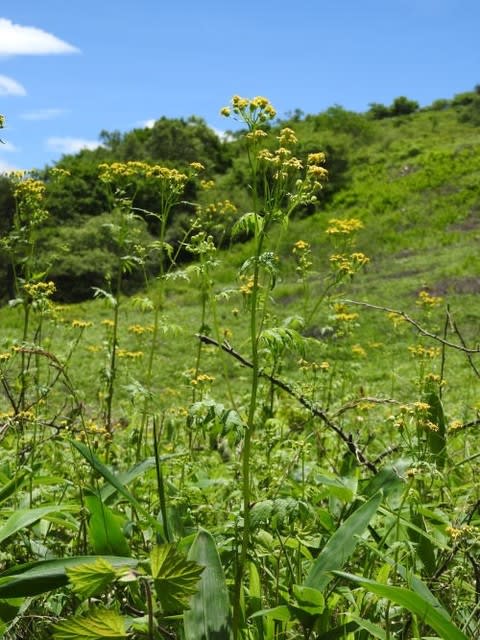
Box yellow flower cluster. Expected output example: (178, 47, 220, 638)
(190, 372, 216, 386)
(277, 127, 298, 146)
(0, 352, 11, 362)
(416, 290, 443, 307)
(329, 252, 370, 275)
(446, 525, 474, 541)
(71, 319, 93, 329)
(239, 275, 255, 295)
(23, 281, 56, 299)
(117, 349, 144, 359)
(297, 358, 330, 372)
(49, 167, 71, 179)
(14, 178, 46, 201)
(101, 319, 115, 328)
(201, 199, 238, 216)
(326, 218, 364, 235)
(200, 179, 215, 190)
(98, 161, 188, 190)
(220, 95, 276, 124)
(128, 324, 153, 335)
(292, 240, 310, 252)
(448, 419, 463, 431)
(408, 344, 440, 359)
(351, 344, 367, 357)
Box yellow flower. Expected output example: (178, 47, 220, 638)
(71, 319, 93, 329)
(416, 290, 443, 307)
(326, 218, 363, 235)
(293, 240, 310, 252)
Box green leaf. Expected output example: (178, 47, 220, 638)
(336, 572, 469, 640)
(70, 440, 160, 533)
(53, 608, 128, 639)
(304, 491, 382, 590)
(85, 493, 130, 557)
(349, 615, 386, 639)
(66, 558, 118, 599)
(292, 585, 324, 616)
(0, 471, 28, 505)
(0, 505, 76, 545)
(184, 529, 232, 640)
(250, 605, 292, 622)
(0, 556, 137, 598)
(150, 544, 203, 614)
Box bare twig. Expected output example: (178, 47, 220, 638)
(197, 333, 378, 473)
(332, 396, 401, 418)
(341, 299, 480, 354)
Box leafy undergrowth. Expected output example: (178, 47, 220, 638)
(0, 96, 479, 639)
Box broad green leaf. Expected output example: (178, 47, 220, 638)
(150, 544, 203, 614)
(66, 558, 118, 599)
(250, 605, 292, 622)
(0, 505, 76, 545)
(70, 440, 161, 534)
(292, 585, 324, 615)
(361, 460, 409, 499)
(85, 493, 130, 557)
(53, 608, 127, 639)
(304, 492, 382, 590)
(99, 455, 183, 504)
(70, 441, 142, 511)
(336, 572, 469, 640)
(409, 508, 437, 575)
(0, 556, 137, 598)
(184, 529, 232, 640)
(349, 615, 386, 639)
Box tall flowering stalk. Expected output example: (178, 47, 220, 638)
(221, 95, 328, 636)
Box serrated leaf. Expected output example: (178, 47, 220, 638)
(150, 544, 203, 613)
(0, 556, 137, 598)
(66, 558, 118, 599)
(52, 608, 127, 639)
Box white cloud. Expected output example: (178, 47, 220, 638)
(20, 108, 68, 121)
(137, 118, 156, 129)
(209, 125, 234, 142)
(46, 137, 102, 154)
(0, 74, 27, 96)
(0, 158, 21, 173)
(0, 18, 79, 56)
(0, 140, 18, 152)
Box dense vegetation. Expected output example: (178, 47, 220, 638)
(0, 89, 479, 639)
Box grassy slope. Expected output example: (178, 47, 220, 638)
(1, 105, 479, 420)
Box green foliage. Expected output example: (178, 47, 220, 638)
(52, 608, 128, 640)
(1, 89, 480, 639)
(184, 529, 232, 640)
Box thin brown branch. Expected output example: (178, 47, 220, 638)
(332, 396, 401, 418)
(342, 299, 480, 354)
(196, 333, 378, 473)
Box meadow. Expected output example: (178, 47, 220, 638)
(0, 94, 479, 639)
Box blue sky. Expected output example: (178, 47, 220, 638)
(0, 0, 479, 172)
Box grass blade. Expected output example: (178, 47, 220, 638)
(336, 571, 469, 640)
(304, 491, 382, 590)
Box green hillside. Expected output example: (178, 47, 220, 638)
(0, 92, 479, 639)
